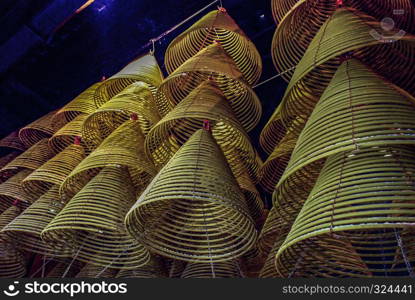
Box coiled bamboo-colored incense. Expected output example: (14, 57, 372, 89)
(42, 166, 150, 269)
(165, 9, 262, 85)
(75, 264, 119, 278)
(49, 114, 88, 153)
(2, 185, 74, 257)
(0, 169, 34, 211)
(181, 260, 244, 278)
(19, 110, 59, 148)
(0, 152, 20, 182)
(0, 130, 26, 151)
(22, 144, 85, 200)
(125, 129, 257, 262)
(94, 53, 163, 108)
(165, 259, 187, 278)
(276, 146, 415, 277)
(82, 82, 160, 150)
(146, 81, 259, 181)
(62, 120, 156, 199)
(274, 59, 415, 221)
(156, 43, 262, 132)
(116, 256, 167, 278)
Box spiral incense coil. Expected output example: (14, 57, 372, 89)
(146, 81, 259, 181)
(0, 152, 20, 183)
(75, 264, 119, 278)
(0, 205, 22, 241)
(1, 139, 54, 173)
(0, 169, 34, 211)
(166, 259, 187, 278)
(116, 257, 167, 278)
(49, 114, 88, 153)
(19, 110, 59, 148)
(165, 9, 262, 85)
(181, 260, 244, 278)
(271, 0, 298, 24)
(126, 129, 257, 262)
(276, 8, 415, 132)
(259, 239, 285, 278)
(0, 130, 26, 151)
(53, 82, 101, 125)
(82, 82, 161, 149)
(274, 58, 415, 220)
(42, 166, 150, 269)
(94, 53, 163, 107)
(22, 144, 85, 200)
(156, 43, 262, 132)
(258, 131, 296, 193)
(46, 261, 84, 278)
(241, 246, 265, 277)
(276, 146, 415, 277)
(62, 120, 156, 198)
(2, 185, 74, 257)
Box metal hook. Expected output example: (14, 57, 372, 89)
(149, 39, 155, 55)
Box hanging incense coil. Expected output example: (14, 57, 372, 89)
(165, 9, 262, 85)
(0, 130, 26, 151)
(94, 53, 163, 107)
(19, 110, 59, 148)
(62, 120, 156, 198)
(274, 59, 415, 220)
(156, 43, 262, 132)
(53, 82, 101, 125)
(181, 260, 244, 278)
(2, 185, 74, 257)
(146, 81, 259, 181)
(49, 114, 88, 153)
(241, 246, 266, 277)
(116, 257, 167, 278)
(0, 169, 34, 211)
(271, 0, 298, 24)
(0, 152, 20, 183)
(275, 8, 415, 132)
(42, 166, 150, 270)
(22, 144, 85, 200)
(126, 129, 257, 262)
(276, 146, 415, 277)
(82, 82, 161, 150)
(259, 131, 296, 193)
(75, 264, 119, 278)
(166, 259, 187, 278)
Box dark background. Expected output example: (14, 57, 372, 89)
(0, 0, 287, 163)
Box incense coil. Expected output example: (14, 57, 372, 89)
(0, 169, 34, 211)
(22, 144, 85, 200)
(2, 185, 74, 257)
(82, 82, 160, 150)
(274, 59, 415, 220)
(53, 82, 101, 125)
(271, 0, 298, 24)
(116, 257, 167, 278)
(276, 146, 415, 277)
(146, 81, 259, 181)
(275, 8, 415, 132)
(46, 261, 84, 278)
(258, 131, 296, 193)
(156, 43, 262, 132)
(165, 9, 262, 85)
(49, 114, 87, 153)
(0, 205, 22, 241)
(0, 152, 20, 183)
(1, 139, 54, 173)
(62, 120, 156, 198)
(75, 264, 119, 278)
(181, 260, 244, 278)
(126, 129, 257, 263)
(94, 53, 163, 107)
(166, 259, 187, 278)
(0, 131, 26, 151)
(241, 246, 266, 277)
(19, 110, 59, 148)
(42, 166, 150, 270)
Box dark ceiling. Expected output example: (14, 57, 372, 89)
(0, 0, 287, 158)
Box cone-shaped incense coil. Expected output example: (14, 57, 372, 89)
(1, 139, 54, 173)
(146, 81, 259, 181)
(42, 166, 150, 269)
(181, 260, 244, 278)
(276, 146, 415, 277)
(274, 59, 415, 220)
(165, 9, 262, 85)
(2, 185, 74, 257)
(125, 129, 257, 262)
(0, 152, 20, 181)
(83, 82, 160, 149)
(276, 8, 415, 132)
(62, 120, 156, 198)
(49, 114, 87, 153)
(94, 53, 163, 107)
(0, 130, 26, 151)
(0, 169, 33, 211)
(156, 43, 262, 132)
(22, 144, 85, 200)
(19, 110, 59, 148)
(166, 259, 187, 278)
(116, 256, 167, 278)
(75, 264, 119, 278)
(0, 205, 21, 241)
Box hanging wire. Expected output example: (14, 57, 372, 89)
(252, 65, 296, 89)
(393, 228, 415, 278)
